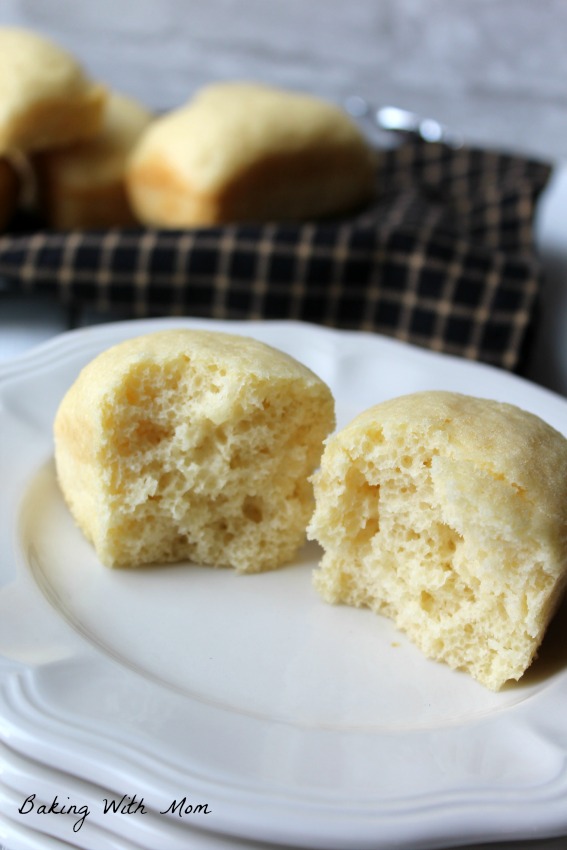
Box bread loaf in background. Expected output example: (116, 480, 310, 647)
(308, 390, 567, 690)
(33, 91, 153, 229)
(126, 81, 375, 227)
(0, 30, 376, 230)
(0, 27, 106, 155)
(54, 329, 335, 572)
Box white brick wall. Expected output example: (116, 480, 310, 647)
(2, 0, 567, 160)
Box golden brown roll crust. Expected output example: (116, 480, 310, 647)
(33, 91, 153, 229)
(54, 329, 335, 572)
(308, 390, 567, 690)
(126, 82, 375, 227)
(0, 27, 106, 155)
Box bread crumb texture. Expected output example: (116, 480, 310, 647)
(54, 329, 335, 572)
(308, 391, 567, 690)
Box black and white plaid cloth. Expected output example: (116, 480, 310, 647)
(0, 139, 551, 371)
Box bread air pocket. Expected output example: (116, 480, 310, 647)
(308, 390, 567, 690)
(54, 329, 335, 573)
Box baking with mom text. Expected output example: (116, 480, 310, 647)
(18, 792, 212, 833)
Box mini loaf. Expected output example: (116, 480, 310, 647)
(126, 81, 375, 227)
(54, 329, 335, 572)
(0, 27, 105, 155)
(33, 91, 153, 229)
(308, 390, 567, 690)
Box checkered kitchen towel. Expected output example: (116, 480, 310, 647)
(0, 139, 551, 370)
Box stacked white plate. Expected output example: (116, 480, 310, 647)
(2, 319, 567, 850)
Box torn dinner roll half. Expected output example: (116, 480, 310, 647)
(54, 329, 335, 572)
(126, 81, 375, 227)
(308, 391, 567, 690)
(0, 27, 106, 155)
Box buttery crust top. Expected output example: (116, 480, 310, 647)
(329, 390, 567, 544)
(0, 27, 105, 153)
(55, 328, 330, 422)
(128, 81, 373, 194)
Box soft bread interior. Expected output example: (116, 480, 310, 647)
(308, 391, 567, 690)
(55, 330, 335, 572)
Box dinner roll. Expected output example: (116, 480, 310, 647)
(54, 329, 335, 572)
(0, 157, 19, 230)
(308, 391, 567, 690)
(33, 91, 153, 229)
(0, 27, 105, 155)
(126, 81, 375, 227)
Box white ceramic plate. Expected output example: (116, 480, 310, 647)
(1, 318, 567, 850)
(0, 739, 294, 850)
(2, 745, 567, 850)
